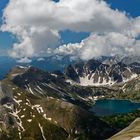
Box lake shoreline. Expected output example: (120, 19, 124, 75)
(90, 99, 140, 116)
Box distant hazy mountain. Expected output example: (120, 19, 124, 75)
(0, 56, 16, 80)
(0, 55, 75, 80)
(121, 55, 140, 65)
(1, 55, 140, 81)
(31, 55, 76, 72)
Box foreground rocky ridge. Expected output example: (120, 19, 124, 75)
(109, 118, 140, 140)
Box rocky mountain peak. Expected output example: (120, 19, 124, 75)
(65, 58, 139, 86)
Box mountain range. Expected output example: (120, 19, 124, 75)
(0, 56, 140, 139)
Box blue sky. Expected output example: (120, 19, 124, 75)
(0, 0, 16, 55)
(106, 0, 140, 17)
(0, 0, 8, 24)
(0, 0, 13, 55)
(0, 0, 140, 56)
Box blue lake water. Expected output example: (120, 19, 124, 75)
(91, 99, 140, 116)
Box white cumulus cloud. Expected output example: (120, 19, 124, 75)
(1, 0, 140, 61)
(55, 32, 140, 60)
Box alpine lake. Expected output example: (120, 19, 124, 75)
(91, 99, 140, 116)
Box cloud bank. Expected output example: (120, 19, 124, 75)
(1, 0, 140, 61)
(55, 32, 140, 60)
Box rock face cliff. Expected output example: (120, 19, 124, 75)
(65, 59, 139, 86)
